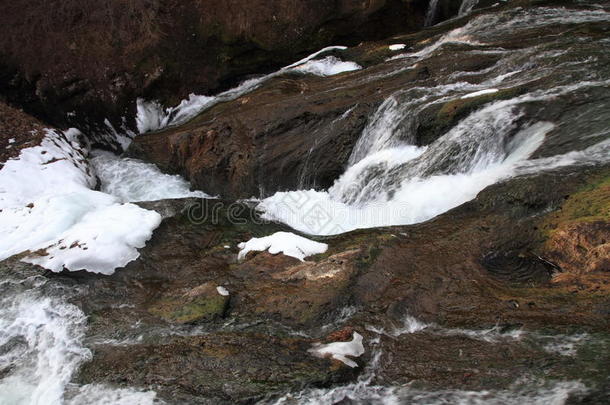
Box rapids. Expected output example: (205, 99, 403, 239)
(1, 0, 610, 404)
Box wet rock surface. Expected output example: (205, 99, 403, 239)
(2, 163, 599, 402)
(1, 0, 609, 403)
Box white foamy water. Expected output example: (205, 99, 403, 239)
(0, 277, 158, 405)
(258, 5, 610, 236)
(393, 7, 610, 62)
(90, 150, 209, 203)
(292, 56, 361, 76)
(269, 381, 587, 405)
(258, 109, 552, 235)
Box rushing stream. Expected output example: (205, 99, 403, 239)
(258, 5, 610, 235)
(1, 0, 610, 404)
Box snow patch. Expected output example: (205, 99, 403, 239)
(237, 232, 328, 262)
(23, 203, 161, 274)
(216, 286, 230, 296)
(389, 44, 406, 51)
(0, 128, 161, 274)
(309, 332, 365, 368)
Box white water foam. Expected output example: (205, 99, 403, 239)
(67, 384, 158, 405)
(292, 56, 361, 76)
(393, 7, 610, 62)
(268, 381, 587, 405)
(259, 63, 610, 235)
(90, 150, 209, 203)
(258, 110, 552, 235)
(0, 277, 158, 405)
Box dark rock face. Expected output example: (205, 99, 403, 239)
(0, 101, 46, 162)
(0, 0, 429, 144)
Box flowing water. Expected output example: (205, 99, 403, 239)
(0, 268, 159, 405)
(1, 1, 610, 404)
(258, 5, 610, 235)
(0, 150, 206, 403)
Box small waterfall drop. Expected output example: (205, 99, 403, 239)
(424, 0, 441, 26)
(459, 0, 480, 16)
(258, 6, 610, 236)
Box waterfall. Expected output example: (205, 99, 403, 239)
(424, 0, 440, 26)
(258, 7, 610, 236)
(459, 0, 480, 16)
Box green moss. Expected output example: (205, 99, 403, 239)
(540, 173, 610, 237)
(149, 295, 228, 324)
(556, 176, 610, 223)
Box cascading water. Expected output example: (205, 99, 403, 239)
(258, 6, 610, 236)
(459, 0, 480, 16)
(424, 0, 440, 26)
(1, 2, 609, 404)
(0, 270, 158, 405)
(136, 47, 361, 133)
(0, 141, 205, 403)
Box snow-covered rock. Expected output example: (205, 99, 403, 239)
(0, 128, 161, 274)
(238, 232, 328, 262)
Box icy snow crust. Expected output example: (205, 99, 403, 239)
(238, 232, 328, 262)
(0, 129, 162, 274)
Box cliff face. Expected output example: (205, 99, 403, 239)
(0, 0, 429, 144)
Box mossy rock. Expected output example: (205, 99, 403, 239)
(542, 174, 610, 233)
(148, 282, 229, 324)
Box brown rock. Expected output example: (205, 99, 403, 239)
(0, 101, 46, 163)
